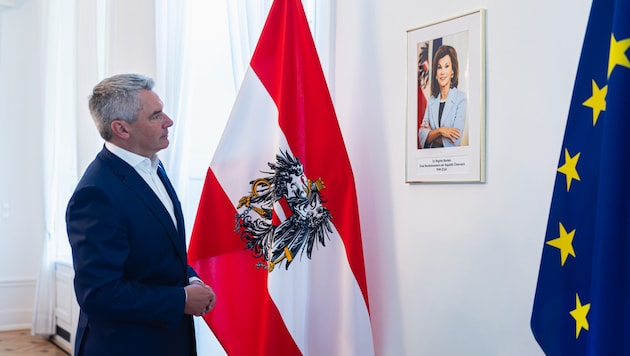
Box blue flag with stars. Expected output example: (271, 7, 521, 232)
(531, 0, 630, 354)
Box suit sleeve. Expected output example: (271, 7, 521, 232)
(67, 185, 186, 329)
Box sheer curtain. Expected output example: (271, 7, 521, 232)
(304, 0, 336, 94)
(32, 0, 78, 336)
(154, 0, 190, 197)
(225, 0, 273, 89)
(226, 0, 335, 90)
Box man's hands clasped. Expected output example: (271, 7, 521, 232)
(184, 282, 216, 316)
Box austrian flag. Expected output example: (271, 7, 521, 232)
(188, 0, 375, 355)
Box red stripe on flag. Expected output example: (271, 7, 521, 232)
(271, 210, 282, 227)
(189, 168, 300, 355)
(250, 0, 371, 310)
(189, 168, 241, 260)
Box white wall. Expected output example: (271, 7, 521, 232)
(335, 0, 591, 355)
(0, 0, 594, 354)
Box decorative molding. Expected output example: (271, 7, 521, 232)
(0, 309, 32, 331)
(0, 278, 36, 288)
(0, 278, 36, 331)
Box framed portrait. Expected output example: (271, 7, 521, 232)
(405, 9, 486, 183)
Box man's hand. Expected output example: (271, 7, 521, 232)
(184, 282, 216, 316)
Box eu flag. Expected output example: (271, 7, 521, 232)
(531, 0, 630, 354)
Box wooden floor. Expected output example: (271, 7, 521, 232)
(0, 330, 68, 355)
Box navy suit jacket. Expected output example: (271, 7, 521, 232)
(66, 147, 198, 355)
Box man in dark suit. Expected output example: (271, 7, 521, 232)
(66, 74, 216, 355)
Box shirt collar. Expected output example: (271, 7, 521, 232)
(105, 142, 160, 173)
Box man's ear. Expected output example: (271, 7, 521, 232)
(111, 120, 130, 139)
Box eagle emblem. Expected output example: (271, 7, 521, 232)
(235, 150, 333, 271)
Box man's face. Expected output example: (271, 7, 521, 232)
(125, 89, 173, 157)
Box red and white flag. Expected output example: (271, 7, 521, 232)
(188, 0, 374, 355)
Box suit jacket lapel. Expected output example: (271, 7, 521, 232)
(99, 148, 187, 263)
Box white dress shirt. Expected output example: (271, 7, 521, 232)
(105, 142, 177, 228)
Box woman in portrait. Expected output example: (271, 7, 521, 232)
(418, 44, 467, 148)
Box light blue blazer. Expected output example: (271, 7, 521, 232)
(419, 87, 467, 148)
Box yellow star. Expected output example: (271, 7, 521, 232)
(546, 222, 576, 266)
(557, 148, 581, 192)
(582, 80, 607, 126)
(569, 293, 590, 339)
(608, 33, 630, 78)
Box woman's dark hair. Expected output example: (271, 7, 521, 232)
(430, 45, 459, 98)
